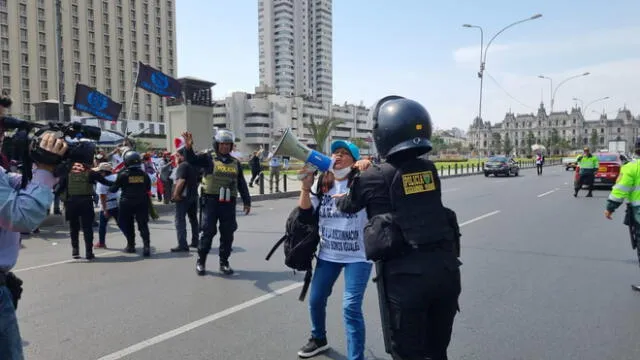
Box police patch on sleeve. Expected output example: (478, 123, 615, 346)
(401, 171, 436, 194)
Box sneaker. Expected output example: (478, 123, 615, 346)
(632, 284, 640, 292)
(219, 262, 234, 275)
(189, 242, 199, 249)
(143, 246, 151, 257)
(94, 243, 106, 249)
(72, 248, 80, 259)
(297, 337, 329, 358)
(86, 252, 95, 261)
(196, 260, 206, 276)
(125, 246, 136, 253)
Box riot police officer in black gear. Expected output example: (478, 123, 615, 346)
(181, 130, 251, 276)
(336, 96, 462, 360)
(109, 150, 152, 257)
(56, 162, 113, 260)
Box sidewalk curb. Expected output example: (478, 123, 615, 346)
(40, 190, 302, 228)
(39, 164, 561, 227)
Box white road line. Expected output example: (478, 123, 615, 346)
(95, 209, 501, 359)
(13, 251, 121, 273)
(96, 282, 304, 360)
(459, 210, 501, 227)
(537, 188, 559, 198)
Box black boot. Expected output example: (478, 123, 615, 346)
(125, 242, 136, 253)
(220, 259, 234, 275)
(586, 191, 593, 197)
(143, 240, 151, 257)
(72, 247, 80, 259)
(196, 253, 207, 276)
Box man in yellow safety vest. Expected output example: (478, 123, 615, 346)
(575, 147, 599, 197)
(605, 137, 640, 291)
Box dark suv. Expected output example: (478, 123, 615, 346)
(483, 156, 520, 177)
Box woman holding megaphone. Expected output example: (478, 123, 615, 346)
(295, 140, 373, 360)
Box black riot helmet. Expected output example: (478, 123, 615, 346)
(213, 129, 235, 154)
(123, 150, 142, 169)
(370, 95, 433, 161)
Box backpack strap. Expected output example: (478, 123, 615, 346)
(265, 235, 286, 261)
(298, 270, 313, 301)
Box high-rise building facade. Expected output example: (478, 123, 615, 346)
(258, 0, 332, 104)
(0, 0, 177, 122)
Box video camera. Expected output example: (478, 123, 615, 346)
(1, 116, 101, 186)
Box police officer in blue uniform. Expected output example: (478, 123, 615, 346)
(336, 96, 462, 360)
(109, 150, 152, 257)
(181, 130, 251, 275)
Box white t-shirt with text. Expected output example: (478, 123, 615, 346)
(96, 174, 119, 210)
(311, 178, 369, 263)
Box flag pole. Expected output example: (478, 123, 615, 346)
(125, 61, 141, 126)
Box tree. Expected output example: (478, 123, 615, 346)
(589, 129, 598, 150)
(348, 137, 369, 150)
(526, 131, 535, 151)
(431, 134, 447, 154)
(502, 133, 513, 155)
(491, 133, 502, 154)
(306, 117, 344, 153)
(550, 128, 561, 155)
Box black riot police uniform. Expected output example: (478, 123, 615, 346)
(336, 96, 462, 360)
(56, 162, 113, 260)
(184, 130, 251, 275)
(109, 151, 152, 256)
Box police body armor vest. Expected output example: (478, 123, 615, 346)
(202, 157, 239, 197)
(67, 171, 93, 196)
(387, 158, 455, 249)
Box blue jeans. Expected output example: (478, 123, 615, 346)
(98, 207, 122, 245)
(309, 258, 373, 360)
(0, 285, 23, 359)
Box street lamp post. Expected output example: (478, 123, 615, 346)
(538, 72, 590, 113)
(463, 13, 542, 124)
(583, 96, 610, 116)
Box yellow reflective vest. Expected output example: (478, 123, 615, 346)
(609, 160, 640, 206)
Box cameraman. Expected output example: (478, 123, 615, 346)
(0, 115, 68, 358)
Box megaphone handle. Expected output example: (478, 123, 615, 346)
(297, 163, 319, 180)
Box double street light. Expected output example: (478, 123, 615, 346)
(573, 96, 611, 116)
(538, 72, 590, 113)
(463, 13, 542, 122)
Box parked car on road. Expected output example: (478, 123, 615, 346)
(574, 152, 623, 188)
(484, 156, 520, 177)
(562, 156, 578, 171)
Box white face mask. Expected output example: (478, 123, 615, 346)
(331, 166, 351, 179)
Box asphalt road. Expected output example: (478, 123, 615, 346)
(15, 165, 640, 360)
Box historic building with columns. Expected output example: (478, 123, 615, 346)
(467, 102, 640, 155)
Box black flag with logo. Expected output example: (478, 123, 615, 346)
(135, 61, 182, 98)
(73, 83, 122, 122)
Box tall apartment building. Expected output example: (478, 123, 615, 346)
(258, 0, 333, 104)
(0, 0, 177, 123)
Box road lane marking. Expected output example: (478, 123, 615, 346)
(96, 209, 501, 358)
(96, 282, 304, 360)
(14, 251, 122, 273)
(537, 188, 559, 198)
(459, 210, 501, 226)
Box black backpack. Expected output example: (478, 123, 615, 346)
(265, 174, 324, 301)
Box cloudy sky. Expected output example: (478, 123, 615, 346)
(176, 0, 640, 131)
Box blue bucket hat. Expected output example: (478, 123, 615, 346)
(330, 140, 361, 161)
